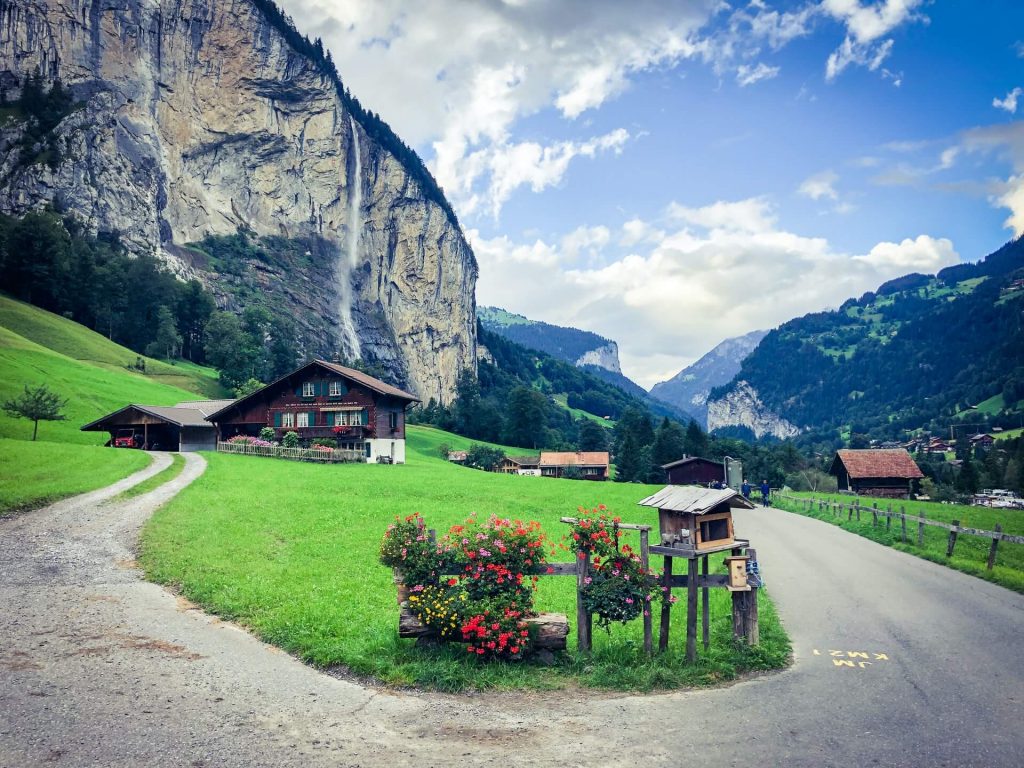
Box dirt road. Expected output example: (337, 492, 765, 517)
(1, 463, 1022, 767)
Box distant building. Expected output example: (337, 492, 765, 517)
(969, 433, 995, 450)
(661, 456, 724, 486)
(499, 455, 541, 475)
(538, 451, 609, 480)
(828, 449, 924, 499)
(447, 451, 468, 464)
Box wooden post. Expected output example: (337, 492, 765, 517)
(947, 520, 960, 557)
(917, 517, 925, 548)
(701, 555, 710, 653)
(847, 504, 853, 521)
(872, 504, 878, 527)
(900, 507, 907, 543)
(732, 591, 746, 641)
(659, 556, 673, 652)
(576, 548, 592, 654)
(747, 588, 759, 646)
(640, 528, 653, 656)
(686, 556, 699, 663)
(988, 525, 1002, 570)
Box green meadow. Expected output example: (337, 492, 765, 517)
(776, 492, 1024, 593)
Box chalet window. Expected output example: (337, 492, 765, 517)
(329, 381, 343, 397)
(297, 412, 310, 428)
(340, 409, 365, 426)
(389, 412, 399, 430)
(281, 412, 294, 428)
(302, 382, 316, 397)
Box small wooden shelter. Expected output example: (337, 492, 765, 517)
(638, 485, 755, 555)
(81, 400, 234, 451)
(829, 449, 923, 499)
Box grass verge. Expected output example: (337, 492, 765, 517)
(117, 453, 186, 500)
(776, 492, 1024, 593)
(0, 438, 152, 516)
(140, 427, 790, 692)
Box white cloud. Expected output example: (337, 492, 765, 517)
(798, 170, 840, 200)
(959, 122, 1024, 235)
(853, 235, 959, 271)
(471, 199, 958, 388)
(993, 87, 1023, 114)
(821, 0, 925, 81)
(560, 225, 612, 262)
(736, 62, 781, 87)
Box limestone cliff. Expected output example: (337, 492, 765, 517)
(575, 342, 621, 374)
(705, 380, 800, 440)
(0, 0, 477, 403)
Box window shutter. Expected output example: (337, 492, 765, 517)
(308, 411, 316, 426)
(317, 381, 325, 397)
(273, 412, 281, 427)
(295, 386, 302, 397)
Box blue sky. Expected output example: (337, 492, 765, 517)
(282, 0, 1024, 388)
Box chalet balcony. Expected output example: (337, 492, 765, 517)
(274, 425, 374, 440)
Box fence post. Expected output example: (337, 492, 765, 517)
(946, 520, 960, 557)
(686, 557, 699, 663)
(659, 556, 673, 652)
(900, 507, 907, 543)
(872, 504, 878, 527)
(576, 547, 592, 654)
(640, 529, 653, 656)
(988, 525, 1002, 570)
(701, 555, 710, 653)
(917, 516, 925, 547)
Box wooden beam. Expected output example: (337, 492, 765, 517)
(640, 528, 653, 656)
(686, 556, 698, 663)
(701, 555, 710, 653)
(659, 556, 673, 652)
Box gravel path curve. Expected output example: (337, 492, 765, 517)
(2, 463, 1022, 767)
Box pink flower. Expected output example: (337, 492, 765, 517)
(584, 577, 592, 585)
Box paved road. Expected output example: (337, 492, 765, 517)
(1, 464, 1022, 767)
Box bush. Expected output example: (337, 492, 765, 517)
(259, 426, 276, 442)
(312, 437, 337, 449)
(465, 443, 505, 471)
(282, 431, 299, 448)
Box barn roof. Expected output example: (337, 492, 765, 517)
(830, 449, 924, 479)
(538, 451, 609, 467)
(205, 359, 418, 421)
(506, 455, 541, 466)
(174, 399, 236, 416)
(661, 455, 724, 470)
(81, 404, 216, 431)
(637, 485, 755, 514)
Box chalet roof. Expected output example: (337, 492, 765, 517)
(637, 485, 755, 515)
(539, 451, 609, 467)
(661, 455, 724, 470)
(174, 399, 236, 416)
(81, 404, 216, 431)
(829, 449, 924, 480)
(205, 359, 418, 421)
(506, 455, 540, 466)
(447, 451, 467, 461)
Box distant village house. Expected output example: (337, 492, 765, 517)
(499, 455, 541, 476)
(538, 451, 609, 480)
(661, 456, 725, 486)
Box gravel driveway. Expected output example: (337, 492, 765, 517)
(2, 456, 1022, 767)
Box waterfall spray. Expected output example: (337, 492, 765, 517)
(337, 115, 363, 359)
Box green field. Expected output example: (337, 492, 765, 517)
(140, 426, 790, 692)
(0, 438, 152, 515)
(776, 492, 1024, 592)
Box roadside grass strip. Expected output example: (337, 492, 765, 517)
(117, 453, 186, 500)
(0, 438, 152, 516)
(140, 427, 790, 692)
(776, 492, 1024, 593)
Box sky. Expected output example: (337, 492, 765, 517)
(279, 0, 1024, 389)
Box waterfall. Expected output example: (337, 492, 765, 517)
(337, 115, 363, 359)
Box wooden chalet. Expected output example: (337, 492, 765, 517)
(81, 400, 234, 452)
(661, 455, 725, 486)
(969, 433, 995, 450)
(498, 455, 541, 475)
(206, 360, 419, 463)
(828, 449, 924, 499)
(538, 451, 609, 480)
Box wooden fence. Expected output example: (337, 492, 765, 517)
(776, 493, 1024, 568)
(217, 441, 365, 463)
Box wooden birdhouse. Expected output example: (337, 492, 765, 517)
(724, 555, 751, 591)
(637, 485, 755, 555)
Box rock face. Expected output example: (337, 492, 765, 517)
(706, 380, 800, 440)
(0, 0, 477, 403)
(575, 342, 621, 374)
(650, 329, 767, 423)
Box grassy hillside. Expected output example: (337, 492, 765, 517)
(140, 424, 789, 692)
(0, 295, 226, 398)
(0, 301, 214, 444)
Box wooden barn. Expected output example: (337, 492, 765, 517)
(499, 455, 541, 475)
(81, 400, 233, 452)
(661, 456, 725, 486)
(206, 360, 419, 463)
(829, 449, 924, 499)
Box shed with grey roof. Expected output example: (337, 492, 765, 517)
(81, 400, 234, 452)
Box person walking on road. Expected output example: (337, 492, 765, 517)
(741, 480, 751, 499)
(760, 480, 771, 507)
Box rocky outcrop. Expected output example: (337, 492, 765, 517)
(650, 329, 767, 423)
(575, 342, 621, 374)
(0, 0, 476, 403)
(706, 380, 800, 440)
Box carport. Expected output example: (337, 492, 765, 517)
(81, 400, 232, 452)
